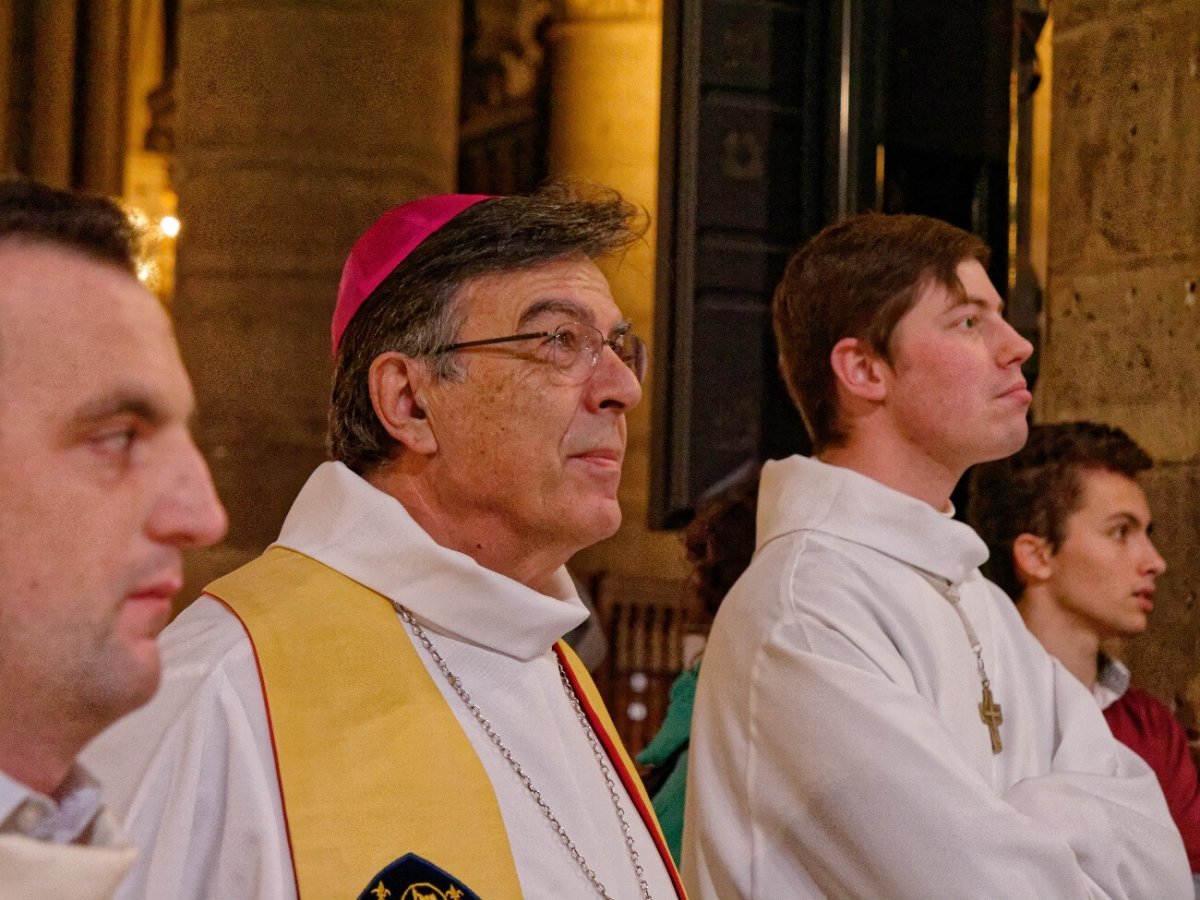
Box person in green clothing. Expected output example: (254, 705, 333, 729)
(638, 466, 760, 864)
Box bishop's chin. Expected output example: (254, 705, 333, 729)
(574, 500, 623, 547)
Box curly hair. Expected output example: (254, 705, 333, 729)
(967, 422, 1152, 599)
(684, 466, 761, 618)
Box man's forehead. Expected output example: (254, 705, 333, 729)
(1076, 467, 1153, 516)
(942, 291, 1003, 314)
(0, 241, 150, 320)
(942, 259, 1002, 309)
(459, 257, 619, 325)
(0, 250, 189, 405)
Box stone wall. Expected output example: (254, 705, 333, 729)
(174, 0, 462, 605)
(1040, 0, 1200, 703)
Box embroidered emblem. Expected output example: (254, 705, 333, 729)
(356, 854, 481, 900)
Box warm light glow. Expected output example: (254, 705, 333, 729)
(137, 259, 162, 292)
(122, 152, 178, 304)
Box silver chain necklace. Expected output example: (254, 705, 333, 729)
(917, 573, 1005, 754)
(944, 585, 1004, 754)
(396, 605, 654, 900)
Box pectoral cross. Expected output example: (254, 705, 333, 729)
(978, 684, 1003, 754)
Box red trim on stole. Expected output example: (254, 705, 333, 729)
(209, 595, 304, 899)
(555, 644, 688, 899)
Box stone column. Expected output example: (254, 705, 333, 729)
(29, 0, 77, 186)
(78, 0, 129, 194)
(0, 2, 13, 172)
(545, 0, 689, 584)
(1041, 0, 1200, 702)
(174, 0, 462, 604)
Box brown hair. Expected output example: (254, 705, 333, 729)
(0, 178, 137, 274)
(967, 422, 1153, 599)
(772, 212, 989, 451)
(329, 180, 643, 474)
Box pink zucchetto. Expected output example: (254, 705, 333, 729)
(331, 193, 493, 353)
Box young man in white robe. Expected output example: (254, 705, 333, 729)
(85, 184, 684, 899)
(0, 179, 227, 898)
(682, 212, 1191, 898)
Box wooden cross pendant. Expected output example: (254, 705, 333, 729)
(979, 685, 1003, 754)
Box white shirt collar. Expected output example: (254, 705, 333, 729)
(1094, 655, 1131, 710)
(273, 461, 588, 661)
(0, 765, 103, 844)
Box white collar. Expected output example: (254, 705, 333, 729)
(1094, 655, 1132, 710)
(756, 455, 989, 585)
(273, 462, 588, 661)
(0, 765, 103, 844)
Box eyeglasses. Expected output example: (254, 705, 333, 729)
(432, 321, 647, 383)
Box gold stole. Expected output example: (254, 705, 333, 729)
(206, 547, 686, 899)
(205, 546, 522, 899)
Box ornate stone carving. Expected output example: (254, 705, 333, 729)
(144, 73, 176, 156)
(460, 0, 554, 193)
(463, 0, 552, 113)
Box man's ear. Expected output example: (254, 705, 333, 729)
(368, 352, 438, 456)
(1012, 532, 1054, 583)
(829, 337, 888, 403)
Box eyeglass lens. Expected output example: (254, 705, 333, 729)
(553, 323, 646, 382)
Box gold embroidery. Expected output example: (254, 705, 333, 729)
(400, 885, 446, 900)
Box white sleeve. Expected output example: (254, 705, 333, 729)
(683, 579, 1190, 899)
(82, 599, 296, 900)
(1002, 657, 1192, 896)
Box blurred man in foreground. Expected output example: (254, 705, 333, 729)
(0, 179, 227, 897)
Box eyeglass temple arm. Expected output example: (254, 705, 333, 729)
(433, 331, 550, 354)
